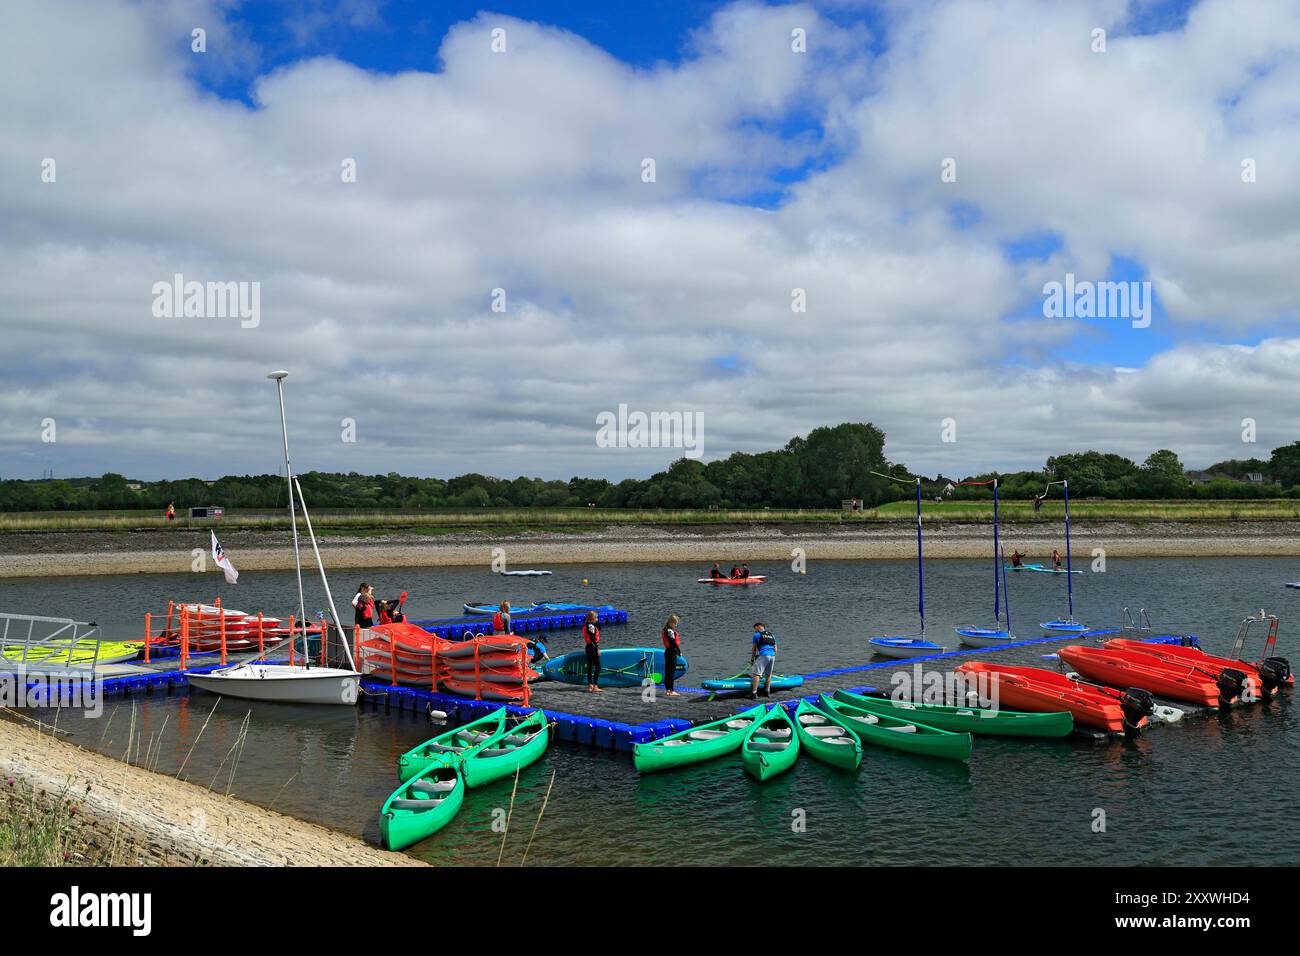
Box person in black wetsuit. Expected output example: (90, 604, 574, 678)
(708, 563, 724, 579)
(1010, 550, 1027, 568)
(583, 610, 602, 693)
(662, 614, 683, 697)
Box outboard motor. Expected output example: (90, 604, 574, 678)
(1215, 667, 1250, 708)
(1120, 688, 1156, 735)
(1258, 657, 1292, 698)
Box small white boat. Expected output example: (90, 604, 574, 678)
(868, 637, 947, 659)
(954, 627, 1013, 648)
(187, 663, 360, 705)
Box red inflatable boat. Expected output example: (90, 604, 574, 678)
(1057, 645, 1223, 708)
(955, 661, 1152, 734)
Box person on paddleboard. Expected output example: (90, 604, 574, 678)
(1010, 550, 1027, 568)
(583, 610, 602, 693)
(351, 583, 375, 638)
(492, 601, 512, 635)
(1052, 548, 1063, 570)
(750, 621, 778, 698)
(662, 614, 683, 697)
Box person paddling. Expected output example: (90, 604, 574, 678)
(492, 601, 512, 635)
(1010, 550, 1027, 568)
(583, 610, 602, 693)
(662, 614, 683, 697)
(750, 621, 778, 698)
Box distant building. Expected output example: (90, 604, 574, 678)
(1184, 470, 1216, 484)
(1246, 473, 1265, 484)
(126, 482, 142, 491)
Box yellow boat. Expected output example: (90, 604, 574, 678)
(1, 640, 143, 666)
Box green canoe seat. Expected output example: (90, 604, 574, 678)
(411, 778, 458, 795)
(805, 725, 845, 738)
(688, 729, 727, 740)
(843, 713, 880, 726)
(748, 740, 790, 752)
(883, 724, 918, 734)
(724, 719, 755, 730)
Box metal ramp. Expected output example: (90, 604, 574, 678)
(0, 612, 103, 675)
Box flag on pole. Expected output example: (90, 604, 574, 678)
(211, 531, 239, 584)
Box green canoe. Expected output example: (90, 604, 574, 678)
(633, 705, 764, 773)
(833, 689, 1073, 738)
(792, 699, 863, 770)
(461, 709, 549, 788)
(397, 706, 512, 782)
(741, 704, 800, 781)
(380, 763, 465, 851)
(819, 695, 972, 762)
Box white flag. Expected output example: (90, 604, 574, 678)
(211, 531, 239, 584)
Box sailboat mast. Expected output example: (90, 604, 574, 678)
(1063, 478, 1074, 618)
(992, 478, 1000, 621)
(915, 477, 924, 637)
(269, 371, 308, 637)
(295, 478, 358, 670)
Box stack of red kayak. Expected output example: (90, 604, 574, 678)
(154, 603, 320, 651)
(1059, 644, 1246, 709)
(956, 660, 1154, 734)
(360, 623, 537, 700)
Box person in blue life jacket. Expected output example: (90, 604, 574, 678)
(750, 621, 778, 698)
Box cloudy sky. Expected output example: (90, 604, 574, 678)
(3, 0, 1299, 482)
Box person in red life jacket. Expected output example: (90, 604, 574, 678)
(730, 565, 741, 579)
(708, 563, 724, 579)
(492, 601, 513, 635)
(740, 563, 750, 579)
(351, 583, 375, 639)
(1010, 550, 1027, 568)
(1052, 548, 1063, 570)
(583, 610, 602, 693)
(165, 502, 175, 522)
(661, 614, 683, 697)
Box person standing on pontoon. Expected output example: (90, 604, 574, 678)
(662, 614, 683, 697)
(492, 601, 512, 635)
(749, 621, 778, 699)
(583, 610, 602, 693)
(351, 582, 375, 641)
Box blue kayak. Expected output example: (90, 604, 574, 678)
(542, 647, 687, 688)
(700, 675, 804, 692)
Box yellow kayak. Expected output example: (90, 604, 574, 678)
(1, 640, 143, 666)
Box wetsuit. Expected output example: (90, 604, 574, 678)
(661, 626, 682, 692)
(583, 621, 601, 685)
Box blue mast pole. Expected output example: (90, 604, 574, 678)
(916, 477, 924, 637)
(1064, 479, 1074, 619)
(992, 478, 1000, 622)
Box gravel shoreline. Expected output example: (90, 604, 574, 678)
(0, 716, 419, 866)
(3, 521, 1300, 577)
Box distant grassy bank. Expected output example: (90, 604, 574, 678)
(4, 499, 1300, 534)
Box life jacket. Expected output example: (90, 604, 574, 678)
(354, 595, 374, 625)
(662, 627, 680, 651)
(584, 622, 600, 645)
(754, 629, 777, 651)
(493, 611, 509, 634)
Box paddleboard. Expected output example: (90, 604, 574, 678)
(700, 674, 804, 691)
(1028, 567, 1081, 574)
(499, 570, 552, 576)
(1286, 583, 1300, 589)
(1005, 564, 1044, 571)
(542, 647, 688, 687)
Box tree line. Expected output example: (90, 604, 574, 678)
(5, 424, 1300, 512)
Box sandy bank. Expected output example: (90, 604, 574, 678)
(3, 522, 1300, 577)
(0, 716, 419, 866)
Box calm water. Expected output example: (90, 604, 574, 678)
(9, 557, 1299, 866)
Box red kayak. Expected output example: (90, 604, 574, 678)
(1103, 638, 1293, 693)
(697, 576, 766, 585)
(956, 661, 1151, 734)
(1058, 645, 1222, 708)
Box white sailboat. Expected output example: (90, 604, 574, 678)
(186, 370, 361, 706)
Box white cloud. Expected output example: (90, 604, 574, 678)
(1, 0, 1298, 484)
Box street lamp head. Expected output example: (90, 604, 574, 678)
(267, 370, 289, 381)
